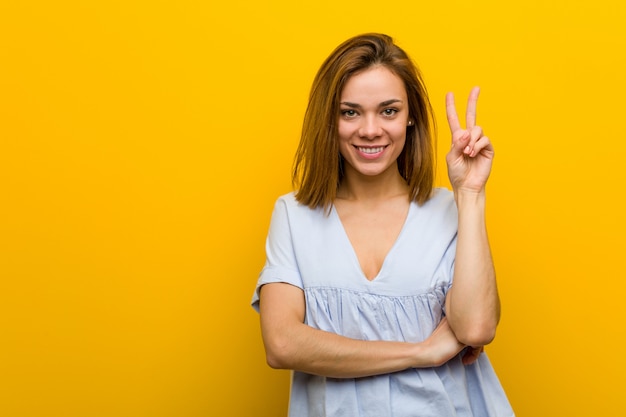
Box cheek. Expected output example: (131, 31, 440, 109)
(389, 123, 408, 151)
(337, 122, 353, 141)
(390, 124, 409, 141)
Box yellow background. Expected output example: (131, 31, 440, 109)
(1, 1, 624, 416)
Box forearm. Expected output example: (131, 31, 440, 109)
(263, 322, 432, 378)
(447, 189, 500, 346)
(259, 283, 457, 378)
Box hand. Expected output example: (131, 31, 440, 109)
(445, 87, 494, 193)
(422, 317, 465, 367)
(462, 345, 484, 365)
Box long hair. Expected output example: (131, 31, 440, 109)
(292, 33, 436, 211)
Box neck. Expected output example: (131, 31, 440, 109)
(337, 164, 409, 202)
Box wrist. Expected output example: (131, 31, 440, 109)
(411, 339, 436, 368)
(454, 188, 486, 208)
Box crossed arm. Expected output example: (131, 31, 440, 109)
(259, 282, 465, 378)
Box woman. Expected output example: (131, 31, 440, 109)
(251, 33, 514, 417)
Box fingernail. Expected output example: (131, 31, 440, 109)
(464, 146, 470, 154)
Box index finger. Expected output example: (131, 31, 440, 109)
(466, 86, 480, 129)
(445, 92, 462, 133)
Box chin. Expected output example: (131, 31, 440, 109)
(353, 165, 393, 177)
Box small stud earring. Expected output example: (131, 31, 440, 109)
(407, 120, 413, 126)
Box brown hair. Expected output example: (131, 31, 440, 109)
(292, 33, 436, 211)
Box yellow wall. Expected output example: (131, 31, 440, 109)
(1, 1, 624, 416)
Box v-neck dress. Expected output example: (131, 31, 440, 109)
(251, 189, 514, 417)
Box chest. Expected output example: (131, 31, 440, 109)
(291, 206, 451, 295)
(284, 189, 458, 293)
(333, 200, 409, 281)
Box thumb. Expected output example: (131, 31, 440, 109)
(450, 130, 471, 158)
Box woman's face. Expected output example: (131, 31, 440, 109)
(338, 65, 409, 179)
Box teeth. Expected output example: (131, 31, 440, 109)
(358, 147, 384, 154)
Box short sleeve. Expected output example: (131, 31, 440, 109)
(438, 233, 457, 315)
(428, 189, 458, 314)
(251, 196, 304, 312)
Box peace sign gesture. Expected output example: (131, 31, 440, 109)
(445, 87, 494, 193)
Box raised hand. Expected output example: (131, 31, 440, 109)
(445, 87, 494, 193)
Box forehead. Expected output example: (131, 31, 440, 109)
(341, 66, 407, 101)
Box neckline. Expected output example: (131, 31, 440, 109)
(331, 201, 413, 282)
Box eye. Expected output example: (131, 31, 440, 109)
(341, 109, 358, 118)
(382, 108, 398, 117)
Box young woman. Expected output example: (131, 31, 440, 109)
(252, 33, 514, 417)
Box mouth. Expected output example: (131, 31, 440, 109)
(356, 146, 385, 154)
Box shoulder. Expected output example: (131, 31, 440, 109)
(274, 191, 298, 207)
(274, 191, 326, 213)
(419, 187, 457, 213)
(409, 187, 458, 231)
(271, 191, 326, 223)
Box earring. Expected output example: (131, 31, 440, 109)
(407, 120, 413, 126)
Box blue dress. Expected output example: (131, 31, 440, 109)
(252, 189, 514, 417)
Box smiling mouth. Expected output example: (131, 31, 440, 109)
(356, 146, 385, 154)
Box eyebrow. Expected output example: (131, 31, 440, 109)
(340, 99, 403, 109)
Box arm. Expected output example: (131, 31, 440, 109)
(446, 190, 500, 346)
(444, 87, 501, 347)
(259, 282, 465, 378)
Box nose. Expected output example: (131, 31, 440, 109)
(358, 115, 382, 140)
